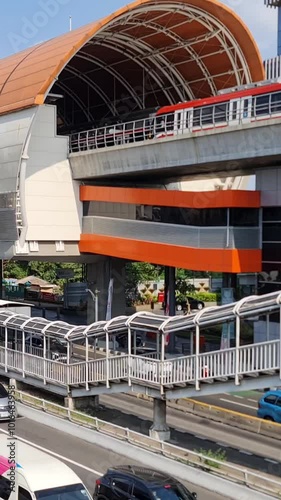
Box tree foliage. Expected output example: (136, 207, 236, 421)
(3, 260, 83, 287)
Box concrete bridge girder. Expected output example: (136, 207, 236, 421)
(69, 119, 281, 181)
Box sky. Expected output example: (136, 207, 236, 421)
(0, 0, 278, 61)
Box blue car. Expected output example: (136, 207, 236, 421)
(257, 390, 281, 423)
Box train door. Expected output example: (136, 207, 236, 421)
(229, 99, 240, 125)
(241, 97, 252, 123)
(174, 110, 185, 135)
(185, 109, 193, 131)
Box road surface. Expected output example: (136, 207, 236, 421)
(0, 415, 226, 500)
(97, 393, 281, 477)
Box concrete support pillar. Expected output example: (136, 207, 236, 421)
(9, 378, 17, 390)
(64, 396, 74, 410)
(149, 398, 170, 441)
(64, 395, 99, 411)
(87, 257, 127, 323)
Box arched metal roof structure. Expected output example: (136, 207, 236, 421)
(0, 0, 264, 129)
(0, 290, 280, 341)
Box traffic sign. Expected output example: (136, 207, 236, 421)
(56, 269, 74, 279)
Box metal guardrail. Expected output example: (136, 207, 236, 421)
(0, 339, 280, 392)
(14, 390, 281, 498)
(69, 93, 281, 153)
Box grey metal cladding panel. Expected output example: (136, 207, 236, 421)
(0, 209, 18, 241)
(83, 217, 225, 248)
(232, 228, 260, 249)
(0, 193, 16, 209)
(198, 228, 226, 248)
(83, 217, 260, 250)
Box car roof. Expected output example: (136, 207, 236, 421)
(106, 466, 177, 486)
(0, 436, 81, 491)
(263, 390, 281, 398)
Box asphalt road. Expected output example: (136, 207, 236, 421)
(97, 393, 281, 477)
(0, 416, 226, 500)
(193, 390, 261, 417)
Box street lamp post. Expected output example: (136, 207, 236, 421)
(86, 288, 99, 322)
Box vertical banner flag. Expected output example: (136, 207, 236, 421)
(106, 278, 114, 321)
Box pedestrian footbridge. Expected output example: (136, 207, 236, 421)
(0, 291, 280, 400)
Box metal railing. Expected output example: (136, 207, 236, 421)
(0, 339, 280, 391)
(14, 389, 281, 498)
(69, 93, 281, 153)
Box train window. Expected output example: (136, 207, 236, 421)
(201, 106, 213, 125)
(214, 103, 228, 123)
(155, 116, 165, 132)
(166, 113, 174, 131)
(255, 95, 270, 116)
(243, 99, 250, 118)
(270, 92, 281, 113)
(193, 108, 201, 127)
(231, 101, 238, 120)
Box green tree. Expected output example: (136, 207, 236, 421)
(3, 260, 28, 279)
(3, 260, 83, 286)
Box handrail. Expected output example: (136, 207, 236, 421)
(14, 389, 281, 497)
(69, 93, 281, 153)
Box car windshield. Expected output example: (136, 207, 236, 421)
(151, 485, 194, 499)
(35, 483, 91, 499)
(0, 383, 8, 398)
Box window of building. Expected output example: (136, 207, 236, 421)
(263, 223, 281, 241)
(263, 207, 281, 222)
(230, 208, 259, 226)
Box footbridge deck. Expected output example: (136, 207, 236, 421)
(0, 291, 280, 399)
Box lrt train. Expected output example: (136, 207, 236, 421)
(71, 79, 281, 150)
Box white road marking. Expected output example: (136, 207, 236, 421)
(216, 443, 229, 448)
(0, 428, 102, 476)
(239, 450, 253, 455)
(265, 458, 279, 464)
(219, 398, 257, 410)
(233, 395, 243, 399)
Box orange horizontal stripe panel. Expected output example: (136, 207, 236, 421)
(79, 235, 261, 273)
(80, 186, 260, 209)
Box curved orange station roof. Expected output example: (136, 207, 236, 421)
(0, 0, 264, 118)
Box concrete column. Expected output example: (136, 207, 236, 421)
(64, 395, 99, 411)
(149, 398, 170, 441)
(87, 257, 126, 323)
(9, 378, 17, 390)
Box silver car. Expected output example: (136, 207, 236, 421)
(0, 383, 17, 421)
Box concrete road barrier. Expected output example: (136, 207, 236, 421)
(133, 393, 281, 440)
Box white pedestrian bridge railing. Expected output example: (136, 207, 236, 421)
(0, 340, 279, 392)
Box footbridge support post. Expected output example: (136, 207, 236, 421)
(149, 398, 170, 442)
(64, 395, 100, 412)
